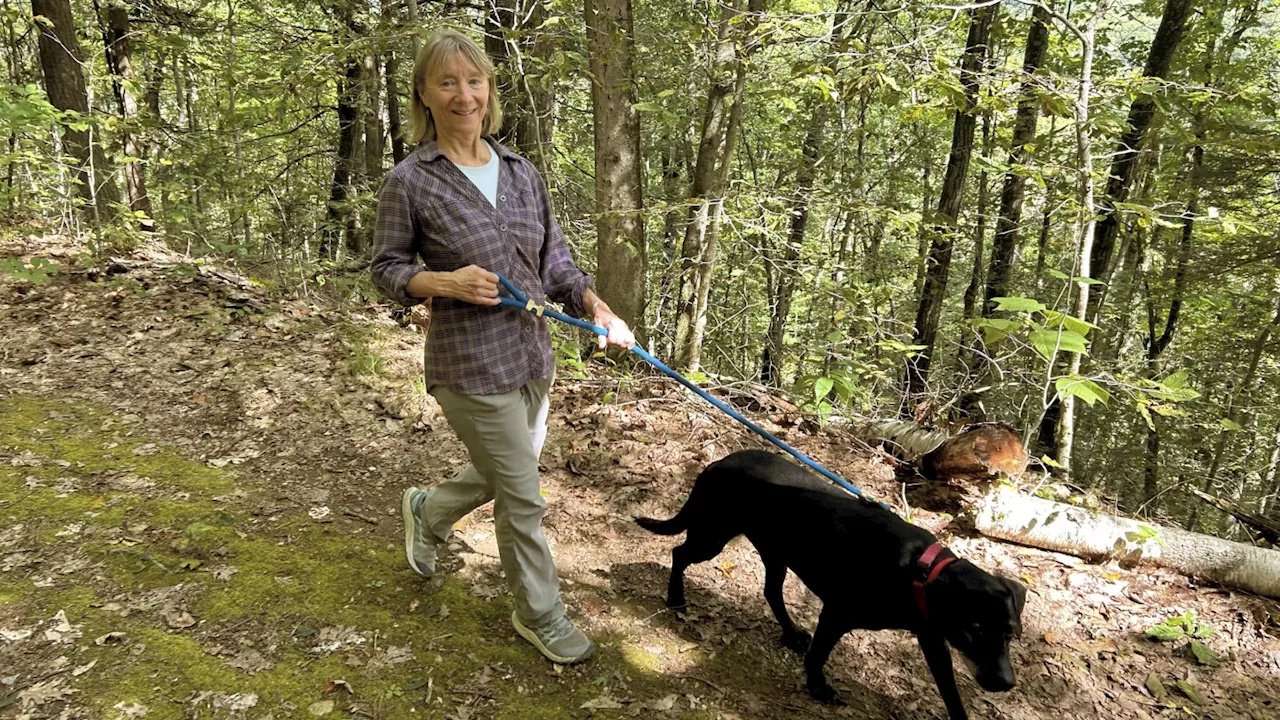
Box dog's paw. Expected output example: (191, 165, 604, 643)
(781, 630, 812, 654)
(807, 683, 845, 706)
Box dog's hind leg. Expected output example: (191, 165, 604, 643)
(761, 558, 811, 654)
(804, 606, 855, 705)
(666, 527, 736, 609)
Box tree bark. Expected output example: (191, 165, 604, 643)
(585, 0, 647, 343)
(364, 44, 385, 184)
(673, 0, 765, 373)
(1087, 0, 1195, 319)
(486, 0, 554, 172)
(324, 17, 363, 259)
(100, 0, 152, 229)
(975, 487, 1280, 599)
(905, 3, 998, 403)
(33, 0, 122, 224)
(984, 4, 1050, 310)
(1187, 286, 1280, 531)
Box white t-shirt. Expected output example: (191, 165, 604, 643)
(453, 147, 500, 208)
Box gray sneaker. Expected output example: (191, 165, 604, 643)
(512, 612, 596, 664)
(401, 487, 437, 577)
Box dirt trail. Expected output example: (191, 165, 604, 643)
(1, 233, 1278, 720)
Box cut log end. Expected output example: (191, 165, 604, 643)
(921, 423, 1029, 483)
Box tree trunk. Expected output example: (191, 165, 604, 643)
(984, 4, 1050, 310)
(100, 0, 152, 229)
(32, 0, 121, 224)
(761, 4, 855, 386)
(854, 420, 1028, 482)
(486, 0, 554, 172)
(673, 0, 765, 373)
(1055, 3, 1111, 478)
(1087, 0, 1194, 319)
(1258, 423, 1280, 518)
(324, 27, 362, 259)
(956, 112, 993, 411)
(904, 3, 998, 403)
(384, 0, 404, 165)
(585, 0, 647, 344)
(1188, 286, 1280, 531)
(975, 487, 1280, 599)
(364, 45, 385, 184)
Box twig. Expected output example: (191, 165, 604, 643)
(106, 548, 171, 573)
(342, 509, 378, 525)
(1, 548, 34, 556)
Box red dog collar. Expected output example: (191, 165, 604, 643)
(913, 543, 957, 622)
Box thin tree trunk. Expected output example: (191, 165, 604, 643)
(1087, 0, 1194, 321)
(364, 45, 385, 184)
(385, 0, 404, 165)
(761, 3, 856, 386)
(100, 0, 152, 229)
(904, 3, 999, 404)
(585, 0, 647, 343)
(325, 19, 362, 259)
(956, 111, 993, 411)
(1055, 4, 1110, 479)
(1188, 286, 1280, 531)
(32, 0, 121, 224)
(1258, 423, 1280, 517)
(673, 0, 765, 372)
(486, 0, 554, 172)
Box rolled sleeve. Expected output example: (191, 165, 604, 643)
(534, 171, 594, 317)
(370, 174, 428, 307)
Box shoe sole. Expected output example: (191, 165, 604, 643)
(401, 487, 431, 577)
(511, 612, 595, 665)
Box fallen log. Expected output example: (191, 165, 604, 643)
(856, 420, 1029, 481)
(974, 486, 1280, 599)
(1189, 488, 1280, 545)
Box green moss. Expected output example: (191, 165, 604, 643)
(1, 395, 723, 718)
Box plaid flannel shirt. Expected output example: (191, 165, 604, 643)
(371, 139, 594, 395)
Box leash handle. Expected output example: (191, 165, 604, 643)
(491, 273, 891, 511)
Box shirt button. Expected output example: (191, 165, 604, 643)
(524, 325, 532, 334)
(500, 223, 508, 232)
(499, 194, 507, 203)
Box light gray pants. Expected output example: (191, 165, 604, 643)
(423, 373, 564, 626)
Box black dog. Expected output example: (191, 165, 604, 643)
(636, 450, 1025, 719)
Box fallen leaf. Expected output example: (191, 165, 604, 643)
(1175, 679, 1206, 705)
(161, 606, 196, 629)
(112, 701, 148, 718)
(649, 694, 678, 711)
(1144, 673, 1166, 701)
(309, 699, 335, 716)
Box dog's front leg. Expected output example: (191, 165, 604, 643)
(762, 559, 810, 653)
(803, 607, 851, 705)
(917, 633, 968, 720)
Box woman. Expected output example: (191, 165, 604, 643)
(370, 30, 633, 666)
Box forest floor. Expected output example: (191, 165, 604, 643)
(1, 229, 1278, 720)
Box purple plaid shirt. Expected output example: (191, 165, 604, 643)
(371, 139, 594, 395)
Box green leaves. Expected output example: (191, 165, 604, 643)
(1054, 376, 1110, 405)
(1145, 612, 1215, 642)
(1031, 329, 1088, 360)
(992, 296, 1046, 313)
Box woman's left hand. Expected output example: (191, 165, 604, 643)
(594, 307, 635, 351)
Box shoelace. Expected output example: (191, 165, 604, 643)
(533, 615, 576, 643)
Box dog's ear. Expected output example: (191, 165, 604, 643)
(1001, 577, 1028, 637)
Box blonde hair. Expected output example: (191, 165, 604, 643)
(407, 30, 503, 145)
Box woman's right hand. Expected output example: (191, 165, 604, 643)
(448, 265, 501, 306)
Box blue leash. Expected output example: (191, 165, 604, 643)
(493, 273, 891, 511)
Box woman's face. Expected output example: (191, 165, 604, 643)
(420, 53, 490, 142)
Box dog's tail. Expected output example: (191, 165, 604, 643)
(634, 512, 687, 535)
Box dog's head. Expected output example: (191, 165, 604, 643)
(933, 565, 1026, 692)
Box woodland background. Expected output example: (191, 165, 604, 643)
(6, 0, 1280, 539)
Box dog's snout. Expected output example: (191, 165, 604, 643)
(977, 663, 1016, 692)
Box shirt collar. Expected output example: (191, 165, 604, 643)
(416, 137, 516, 164)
